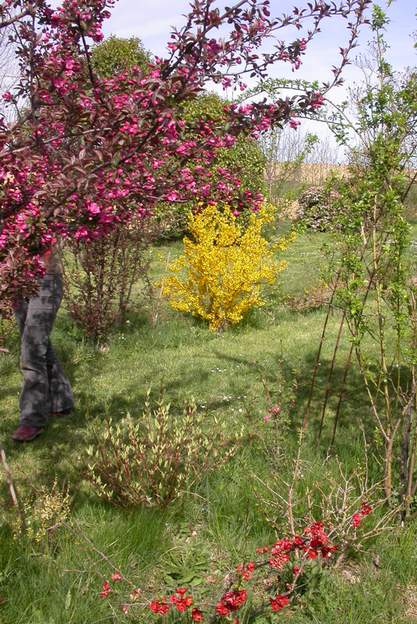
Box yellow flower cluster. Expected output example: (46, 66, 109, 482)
(161, 204, 292, 331)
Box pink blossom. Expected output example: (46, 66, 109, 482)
(166, 191, 179, 202)
(289, 118, 301, 130)
(311, 92, 325, 110)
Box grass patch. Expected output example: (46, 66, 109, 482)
(1, 229, 416, 623)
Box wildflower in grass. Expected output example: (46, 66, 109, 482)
(100, 580, 111, 598)
(269, 404, 282, 416)
(192, 608, 204, 621)
(111, 571, 123, 582)
(121, 604, 130, 614)
(170, 588, 193, 612)
(270, 594, 290, 612)
(264, 403, 282, 422)
(149, 598, 170, 615)
(130, 588, 141, 601)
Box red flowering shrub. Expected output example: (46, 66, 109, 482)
(95, 509, 374, 620)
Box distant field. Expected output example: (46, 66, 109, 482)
(273, 162, 349, 185)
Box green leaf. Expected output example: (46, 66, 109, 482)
(65, 589, 72, 611)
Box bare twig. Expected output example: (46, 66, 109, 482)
(0, 445, 26, 532)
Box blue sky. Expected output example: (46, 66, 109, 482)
(101, 1, 416, 158)
(103, 0, 415, 84)
(99, 1, 415, 160)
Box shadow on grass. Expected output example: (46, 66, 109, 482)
(214, 345, 373, 461)
(1, 332, 244, 497)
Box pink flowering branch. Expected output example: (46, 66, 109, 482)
(0, 5, 35, 29)
(0, 0, 370, 311)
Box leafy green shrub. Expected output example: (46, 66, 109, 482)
(86, 398, 244, 508)
(297, 181, 343, 232)
(182, 93, 266, 200)
(92, 35, 150, 78)
(153, 200, 192, 242)
(0, 315, 16, 351)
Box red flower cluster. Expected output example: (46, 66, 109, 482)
(264, 403, 282, 422)
(150, 588, 196, 617)
(267, 523, 337, 569)
(99, 580, 111, 598)
(99, 516, 373, 620)
(216, 589, 248, 617)
(352, 502, 373, 528)
(269, 552, 290, 569)
(170, 588, 193, 612)
(99, 569, 125, 599)
(149, 598, 170, 615)
(236, 561, 255, 581)
(111, 570, 123, 582)
(270, 594, 290, 612)
(191, 608, 204, 622)
(304, 521, 337, 559)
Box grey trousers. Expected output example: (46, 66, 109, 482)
(14, 272, 74, 427)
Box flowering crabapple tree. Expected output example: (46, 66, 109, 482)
(0, 0, 370, 314)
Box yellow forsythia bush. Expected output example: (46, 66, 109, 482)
(161, 204, 292, 331)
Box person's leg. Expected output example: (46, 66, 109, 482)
(17, 274, 63, 429)
(47, 339, 74, 415)
(14, 298, 29, 337)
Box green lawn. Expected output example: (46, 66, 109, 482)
(1, 230, 417, 623)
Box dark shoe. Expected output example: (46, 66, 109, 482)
(50, 408, 72, 417)
(12, 425, 43, 442)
